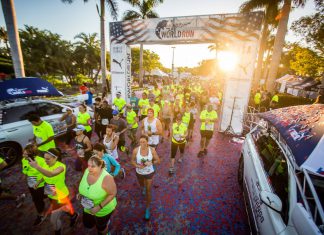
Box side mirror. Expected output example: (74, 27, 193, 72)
(260, 190, 282, 213)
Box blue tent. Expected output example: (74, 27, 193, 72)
(0, 77, 63, 101)
(259, 104, 324, 176)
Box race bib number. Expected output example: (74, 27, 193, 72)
(36, 137, 43, 145)
(205, 123, 214, 131)
(81, 196, 95, 209)
(44, 184, 56, 196)
(77, 149, 85, 157)
(101, 119, 109, 125)
(27, 176, 38, 188)
(174, 134, 184, 142)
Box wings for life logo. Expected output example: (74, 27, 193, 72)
(37, 87, 49, 93)
(7, 88, 32, 95)
(155, 19, 195, 40)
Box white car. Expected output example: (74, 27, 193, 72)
(0, 99, 93, 166)
(239, 104, 324, 235)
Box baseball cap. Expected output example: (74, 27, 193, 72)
(112, 110, 119, 115)
(73, 125, 86, 132)
(116, 91, 121, 95)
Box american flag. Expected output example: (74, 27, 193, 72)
(110, 20, 149, 44)
(203, 12, 264, 42)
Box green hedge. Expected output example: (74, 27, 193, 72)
(277, 93, 314, 108)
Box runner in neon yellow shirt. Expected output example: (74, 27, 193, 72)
(125, 104, 139, 146)
(28, 114, 55, 152)
(22, 144, 47, 225)
(138, 92, 150, 120)
(79, 156, 117, 234)
(77, 104, 92, 139)
(169, 114, 188, 174)
(29, 148, 78, 233)
(148, 99, 161, 119)
(198, 104, 218, 158)
(113, 91, 126, 113)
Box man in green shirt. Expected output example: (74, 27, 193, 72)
(198, 104, 218, 158)
(270, 93, 279, 109)
(113, 91, 126, 114)
(28, 114, 56, 152)
(254, 89, 262, 109)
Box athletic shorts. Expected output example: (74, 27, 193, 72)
(83, 210, 113, 232)
(200, 130, 214, 140)
(136, 172, 155, 180)
(171, 141, 185, 158)
(149, 144, 158, 149)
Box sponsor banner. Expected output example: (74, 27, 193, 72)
(110, 43, 131, 103)
(219, 41, 258, 134)
(220, 78, 251, 134)
(110, 12, 263, 44)
(0, 77, 62, 101)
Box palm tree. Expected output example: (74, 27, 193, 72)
(1, 0, 25, 77)
(240, 0, 308, 92)
(266, 0, 307, 91)
(62, 0, 118, 92)
(74, 32, 101, 82)
(239, 0, 279, 89)
(122, 0, 163, 87)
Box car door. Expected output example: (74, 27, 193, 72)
(1, 104, 38, 148)
(250, 129, 289, 234)
(34, 101, 66, 135)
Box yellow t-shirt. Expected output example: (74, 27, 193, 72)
(200, 110, 217, 131)
(272, 95, 279, 103)
(138, 98, 149, 115)
(77, 112, 92, 132)
(126, 110, 138, 128)
(113, 97, 126, 112)
(172, 123, 187, 144)
(33, 121, 56, 151)
(254, 93, 261, 105)
(148, 104, 160, 118)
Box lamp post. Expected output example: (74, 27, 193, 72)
(171, 46, 175, 79)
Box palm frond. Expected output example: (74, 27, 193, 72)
(106, 0, 118, 20)
(146, 10, 159, 18)
(122, 10, 142, 20)
(239, 0, 270, 12)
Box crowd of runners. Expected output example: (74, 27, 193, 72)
(0, 78, 223, 235)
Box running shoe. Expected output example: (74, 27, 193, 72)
(33, 214, 47, 226)
(70, 212, 79, 227)
(16, 193, 26, 208)
(197, 151, 204, 158)
(144, 207, 150, 220)
(120, 168, 126, 180)
(169, 167, 175, 174)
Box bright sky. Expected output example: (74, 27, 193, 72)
(0, 0, 316, 68)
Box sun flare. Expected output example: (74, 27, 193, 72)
(218, 51, 238, 72)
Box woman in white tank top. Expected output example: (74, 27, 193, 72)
(141, 108, 162, 147)
(131, 135, 160, 220)
(103, 124, 119, 160)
